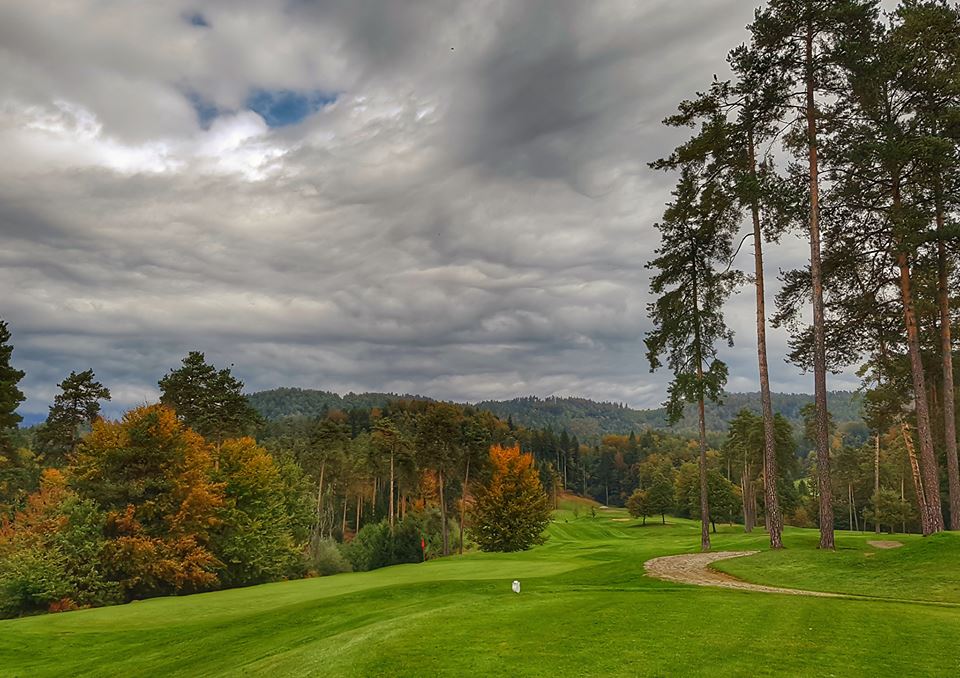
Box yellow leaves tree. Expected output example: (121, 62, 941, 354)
(468, 444, 551, 552)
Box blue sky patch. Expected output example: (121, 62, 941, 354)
(184, 11, 210, 28)
(246, 89, 337, 128)
(185, 91, 220, 129)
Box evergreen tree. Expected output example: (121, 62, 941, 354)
(752, 0, 880, 549)
(36, 370, 110, 467)
(645, 165, 741, 552)
(158, 351, 260, 450)
(0, 319, 25, 449)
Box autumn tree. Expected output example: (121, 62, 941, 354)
(36, 370, 111, 467)
(646, 164, 741, 552)
(469, 444, 551, 552)
(69, 405, 224, 599)
(158, 351, 260, 451)
(0, 469, 117, 617)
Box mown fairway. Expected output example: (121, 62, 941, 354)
(2, 504, 959, 677)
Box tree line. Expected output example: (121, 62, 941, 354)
(646, 0, 960, 551)
(0, 329, 554, 618)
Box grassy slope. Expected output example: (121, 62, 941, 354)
(2, 511, 959, 677)
(716, 528, 960, 604)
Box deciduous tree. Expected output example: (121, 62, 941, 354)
(469, 444, 550, 552)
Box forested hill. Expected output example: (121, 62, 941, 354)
(477, 392, 865, 442)
(247, 387, 433, 420)
(248, 388, 864, 442)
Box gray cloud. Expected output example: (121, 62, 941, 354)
(1, 0, 860, 419)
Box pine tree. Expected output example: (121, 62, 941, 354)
(0, 319, 25, 448)
(751, 0, 880, 549)
(36, 370, 111, 466)
(158, 351, 260, 451)
(645, 165, 741, 552)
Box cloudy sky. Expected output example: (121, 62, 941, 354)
(1, 0, 863, 419)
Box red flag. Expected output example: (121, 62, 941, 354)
(420, 537, 426, 550)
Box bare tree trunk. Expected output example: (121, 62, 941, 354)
(439, 468, 449, 556)
(355, 493, 361, 533)
(459, 457, 470, 555)
(875, 435, 881, 535)
(742, 467, 753, 533)
(936, 206, 960, 530)
(806, 20, 834, 550)
(314, 461, 326, 540)
(901, 475, 906, 534)
(389, 449, 396, 529)
(748, 136, 783, 547)
(897, 249, 944, 534)
(341, 495, 348, 538)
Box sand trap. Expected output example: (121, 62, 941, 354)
(644, 551, 840, 597)
(867, 540, 903, 550)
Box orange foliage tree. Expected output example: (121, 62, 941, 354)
(69, 405, 224, 598)
(468, 444, 551, 552)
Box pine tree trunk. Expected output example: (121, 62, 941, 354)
(341, 496, 348, 537)
(875, 434, 881, 535)
(748, 136, 783, 548)
(901, 421, 929, 528)
(459, 457, 470, 555)
(314, 461, 326, 540)
(936, 206, 960, 530)
(698, 394, 711, 552)
(742, 467, 753, 533)
(897, 247, 944, 534)
(355, 493, 361, 533)
(805, 19, 834, 550)
(389, 449, 396, 529)
(439, 468, 449, 556)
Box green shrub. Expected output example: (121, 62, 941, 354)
(0, 546, 71, 617)
(308, 537, 352, 576)
(342, 512, 440, 572)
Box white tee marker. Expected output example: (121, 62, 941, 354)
(511, 580, 521, 594)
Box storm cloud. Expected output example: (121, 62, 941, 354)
(0, 1, 861, 418)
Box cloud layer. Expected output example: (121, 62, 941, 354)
(1, 0, 861, 418)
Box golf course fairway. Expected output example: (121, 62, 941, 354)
(2, 505, 959, 677)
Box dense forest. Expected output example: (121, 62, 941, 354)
(250, 388, 865, 443)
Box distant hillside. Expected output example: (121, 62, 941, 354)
(247, 387, 864, 443)
(247, 387, 433, 420)
(478, 392, 864, 444)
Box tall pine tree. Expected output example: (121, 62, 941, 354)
(645, 166, 741, 552)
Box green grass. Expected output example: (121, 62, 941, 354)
(716, 528, 960, 604)
(2, 510, 960, 677)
